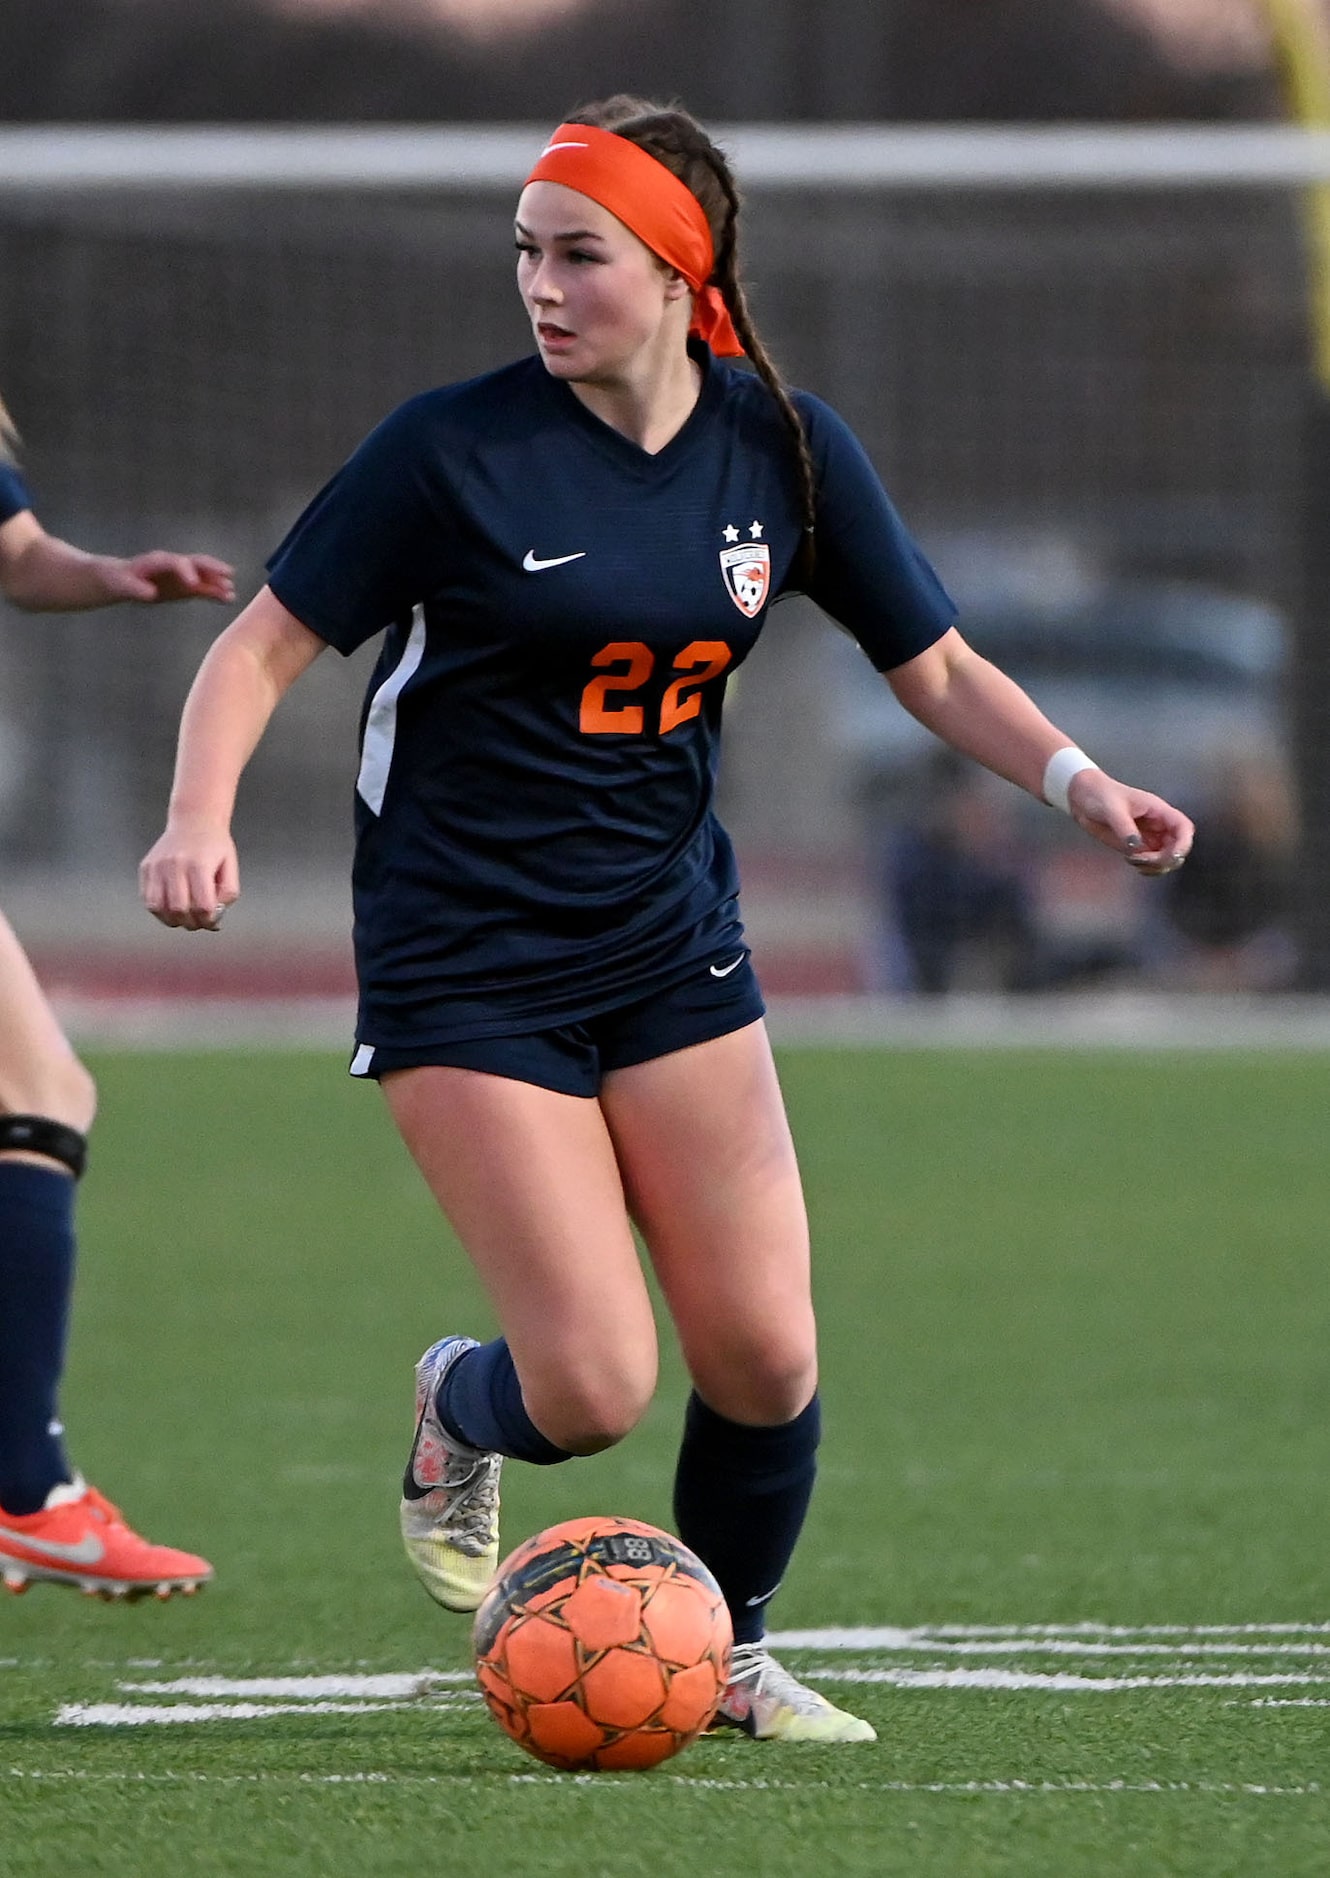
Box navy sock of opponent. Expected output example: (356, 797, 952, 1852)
(672, 1389, 821, 1646)
(435, 1337, 571, 1467)
(0, 1162, 77, 1515)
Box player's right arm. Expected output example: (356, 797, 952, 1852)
(140, 586, 325, 931)
(0, 507, 234, 611)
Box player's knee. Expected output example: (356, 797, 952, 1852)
(740, 1359, 819, 1426)
(528, 1358, 658, 1456)
(692, 1332, 818, 1427)
(1, 1054, 96, 1136)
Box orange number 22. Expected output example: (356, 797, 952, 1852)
(579, 640, 733, 736)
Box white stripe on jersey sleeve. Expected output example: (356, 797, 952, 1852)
(355, 606, 427, 816)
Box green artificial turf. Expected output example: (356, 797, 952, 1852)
(3, 1047, 1329, 1875)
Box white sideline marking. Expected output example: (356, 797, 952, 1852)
(44, 1627, 1330, 1728)
(769, 1625, 1330, 1648)
(2, 1768, 1324, 1797)
(1247, 1698, 1330, 1708)
(122, 1673, 470, 1698)
(766, 992, 1330, 1051)
(49, 990, 1330, 1052)
(56, 1702, 417, 1727)
(811, 1667, 1330, 1693)
(775, 1630, 1330, 1659)
(58, 1670, 483, 1726)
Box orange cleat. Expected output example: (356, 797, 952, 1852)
(0, 1474, 212, 1599)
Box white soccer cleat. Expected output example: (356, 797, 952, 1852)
(399, 1337, 502, 1614)
(714, 1643, 877, 1743)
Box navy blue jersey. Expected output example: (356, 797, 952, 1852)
(0, 462, 32, 524)
(267, 346, 954, 1044)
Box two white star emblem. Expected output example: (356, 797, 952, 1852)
(722, 521, 763, 542)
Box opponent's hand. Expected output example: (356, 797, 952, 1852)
(1067, 771, 1194, 876)
(140, 820, 239, 931)
(104, 552, 235, 605)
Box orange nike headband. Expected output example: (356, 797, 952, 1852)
(524, 123, 745, 359)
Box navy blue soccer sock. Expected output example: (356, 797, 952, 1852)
(672, 1389, 821, 1646)
(435, 1336, 571, 1467)
(0, 1162, 78, 1515)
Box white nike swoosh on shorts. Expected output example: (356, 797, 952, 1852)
(710, 955, 745, 978)
(0, 1525, 105, 1564)
(523, 549, 587, 572)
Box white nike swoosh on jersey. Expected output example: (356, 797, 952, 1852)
(0, 1524, 105, 1564)
(710, 955, 745, 978)
(523, 550, 587, 572)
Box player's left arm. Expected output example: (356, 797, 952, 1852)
(0, 509, 234, 612)
(886, 625, 1193, 875)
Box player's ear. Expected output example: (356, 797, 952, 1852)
(661, 267, 692, 304)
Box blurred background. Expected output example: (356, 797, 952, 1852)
(1, 0, 1327, 1027)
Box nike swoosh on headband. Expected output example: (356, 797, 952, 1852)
(0, 1525, 105, 1564)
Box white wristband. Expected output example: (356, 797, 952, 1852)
(1042, 745, 1098, 814)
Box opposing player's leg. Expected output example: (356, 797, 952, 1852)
(382, 1063, 661, 1610)
(0, 909, 211, 1597)
(0, 908, 96, 1132)
(600, 1019, 874, 1742)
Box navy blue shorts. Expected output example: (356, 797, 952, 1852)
(348, 952, 765, 1098)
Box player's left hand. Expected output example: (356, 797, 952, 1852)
(107, 552, 236, 605)
(1067, 771, 1194, 877)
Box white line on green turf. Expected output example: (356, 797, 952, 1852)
(56, 1702, 423, 1726)
(768, 1625, 1330, 1647)
(775, 1637, 1330, 1658)
(120, 1673, 471, 1698)
(40, 1630, 1330, 1729)
(812, 1668, 1330, 1691)
(3, 1769, 1325, 1797)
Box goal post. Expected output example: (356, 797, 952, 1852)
(5, 122, 1330, 189)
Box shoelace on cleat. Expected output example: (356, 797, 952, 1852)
(432, 1454, 500, 1555)
(727, 1647, 832, 1718)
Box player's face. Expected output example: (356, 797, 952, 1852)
(515, 182, 688, 382)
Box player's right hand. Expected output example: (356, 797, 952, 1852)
(139, 821, 239, 931)
(112, 551, 236, 605)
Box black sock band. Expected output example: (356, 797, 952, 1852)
(0, 1116, 88, 1179)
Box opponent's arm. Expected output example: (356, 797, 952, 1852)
(887, 626, 1193, 875)
(140, 587, 326, 930)
(0, 508, 234, 611)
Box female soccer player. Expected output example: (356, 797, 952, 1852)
(140, 99, 1192, 1736)
(0, 393, 231, 1596)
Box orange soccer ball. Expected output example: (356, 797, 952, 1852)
(472, 1515, 733, 1772)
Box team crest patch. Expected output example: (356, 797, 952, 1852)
(719, 542, 771, 618)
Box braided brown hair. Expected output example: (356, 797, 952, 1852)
(0, 394, 18, 467)
(566, 96, 817, 573)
